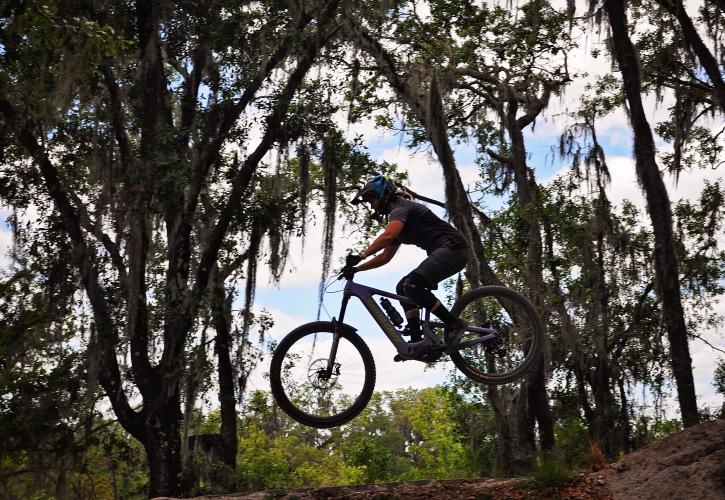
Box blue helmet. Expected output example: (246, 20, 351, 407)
(351, 175, 397, 206)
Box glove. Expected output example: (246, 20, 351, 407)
(342, 265, 358, 280)
(346, 253, 364, 267)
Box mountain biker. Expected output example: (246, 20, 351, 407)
(347, 174, 469, 361)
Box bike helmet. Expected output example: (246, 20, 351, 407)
(351, 175, 397, 207)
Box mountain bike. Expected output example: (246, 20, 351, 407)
(269, 265, 544, 428)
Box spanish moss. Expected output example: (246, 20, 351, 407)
(317, 136, 339, 320)
(297, 143, 311, 247)
(241, 217, 263, 339)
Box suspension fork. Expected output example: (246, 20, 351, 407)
(324, 291, 351, 378)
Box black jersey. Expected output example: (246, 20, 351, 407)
(388, 198, 468, 254)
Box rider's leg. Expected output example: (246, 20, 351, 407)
(401, 272, 459, 327)
(396, 277, 422, 341)
(430, 299, 457, 326)
(395, 248, 468, 361)
(408, 247, 469, 345)
(403, 309, 422, 342)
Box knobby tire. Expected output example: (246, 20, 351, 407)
(270, 321, 376, 428)
(448, 286, 544, 384)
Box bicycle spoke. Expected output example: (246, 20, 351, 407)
(275, 330, 369, 420)
(449, 286, 542, 384)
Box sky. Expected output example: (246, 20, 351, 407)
(1, 0, 723, 420)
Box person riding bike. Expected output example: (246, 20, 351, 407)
(347, 174, 469, 361)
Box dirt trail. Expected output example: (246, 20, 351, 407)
(156, 418, 724, 500)
(603, 417, 725, 500)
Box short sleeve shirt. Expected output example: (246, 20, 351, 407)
(388, 198, 468, 254)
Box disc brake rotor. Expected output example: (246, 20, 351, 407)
(308, 358, 341, 390)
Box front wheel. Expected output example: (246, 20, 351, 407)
(448, 286, 544, 384)
(270, 321, 376, 428)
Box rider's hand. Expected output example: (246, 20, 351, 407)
(346, 253, 364, 267)
(341, 265, 358, 280)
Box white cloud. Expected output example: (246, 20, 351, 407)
(378, 146, 446, 201)
(337, 112, 397, 144)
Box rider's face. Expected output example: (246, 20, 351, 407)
(366, 197, 381, 211)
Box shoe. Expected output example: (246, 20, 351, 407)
(444, 319, 466, 354)
(394, 340, 434, 362)
(394, 349, 443, 363)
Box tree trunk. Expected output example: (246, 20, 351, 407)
(144, 398, 183, 497)
(505, 97, 555, 464)
(618, 377, 634, 452)
(212, 273, 239, 468)
(592, 231, 619, 457)
(605, 0, 699, 427)
(487, 385, 515, 473)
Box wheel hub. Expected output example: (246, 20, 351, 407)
(308, 358, 340, 390)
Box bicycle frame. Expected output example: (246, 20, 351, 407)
(324, 276, 498, 372)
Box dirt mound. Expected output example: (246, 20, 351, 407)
(161, 476, 609, 499)
(603, 418, 725, 500)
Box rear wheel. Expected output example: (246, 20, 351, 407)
(270, 322, 375, 428)
(448, 286, 543, 384)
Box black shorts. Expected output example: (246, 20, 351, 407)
(412, 246, 468, 290)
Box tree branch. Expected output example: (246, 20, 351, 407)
(100, 64, 135, 168)
(0, 98, 139, 435)
(486, 148, 513, 165)
(656, 0, 725, 113)
(517, 83, 553, 129)
(162, 0, 343, 371)
(403, 187, 446, 209)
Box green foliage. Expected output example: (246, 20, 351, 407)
(553, 419, 590, 467)
(714, 358, 725, 396)
(635, 417, 682, 444)
(527, 453, 573, 490)
(222, 388, 479, 493)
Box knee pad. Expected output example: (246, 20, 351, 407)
(395, 276, 407, 296)
(401, 272, 436, 309)
(396, 276, 418, 310)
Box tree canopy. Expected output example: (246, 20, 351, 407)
(1, 0, 723, 497)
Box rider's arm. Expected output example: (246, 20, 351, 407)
(356, 243, 400, 272)
(361, 220, 404, 258)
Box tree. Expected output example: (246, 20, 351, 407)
(653, 0, 725, 112)
(341, 0, 580, 472)
(602, 0, 700, 427)
(0, 1, 344, 495)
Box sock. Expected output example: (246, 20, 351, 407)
(404, 311, 422, 341)
(405, 312, 420, 331)
(431, 302, 457, 327)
